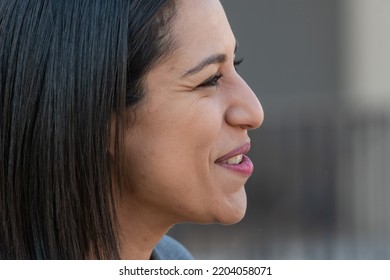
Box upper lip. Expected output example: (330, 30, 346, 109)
(215, 142, 251, 163)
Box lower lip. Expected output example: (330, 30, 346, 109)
(216, 155, 254, 176)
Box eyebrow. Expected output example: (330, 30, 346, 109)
(181, 41, 238, 78)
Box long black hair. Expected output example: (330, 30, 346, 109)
(0, 0, 176, 259)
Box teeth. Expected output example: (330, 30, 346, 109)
(225, 154, 243, 165)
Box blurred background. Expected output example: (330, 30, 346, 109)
(170, 0, 390, 259)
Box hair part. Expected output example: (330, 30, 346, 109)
(0, 0, 176, 259)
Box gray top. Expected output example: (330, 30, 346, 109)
(150, 235, 194, 260)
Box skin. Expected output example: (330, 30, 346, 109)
(114, 0, 264, 259)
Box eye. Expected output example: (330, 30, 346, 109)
(234, 57, 243, 71)
(197, 73, 223, 88)
(196, 58, 243, 88)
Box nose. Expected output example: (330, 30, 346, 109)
(224, 74, 264, 130)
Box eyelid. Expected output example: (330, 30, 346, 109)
(196, 73, 223, 88)
(195, 57, 244, 89)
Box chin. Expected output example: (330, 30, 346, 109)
(186, 189, 248, 224)
(217, 207, 247, 225)
(188, 200, 247, 225)
(213, 194, 248, 225)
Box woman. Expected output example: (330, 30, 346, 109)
(0, 0, 263, 259)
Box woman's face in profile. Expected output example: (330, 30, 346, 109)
(120, 0, 263, 225)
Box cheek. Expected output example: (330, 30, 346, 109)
(152, 95, 223, 157)
(123, 96, 223, 189)
(119, 94, 246, 223)
(179, 97, 224, 171)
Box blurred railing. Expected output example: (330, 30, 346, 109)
(171, 110, 390, 259)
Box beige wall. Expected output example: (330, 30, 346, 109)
(341, 0, 390, 110)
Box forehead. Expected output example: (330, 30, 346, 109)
(170, 0, 236, 62)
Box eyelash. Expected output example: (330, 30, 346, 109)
(234, 58, 243, 71)
(197, 58, 244, 88)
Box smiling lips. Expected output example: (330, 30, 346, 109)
(215, 142, 254, 176)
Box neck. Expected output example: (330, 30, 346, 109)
(117, 198, 174, 260)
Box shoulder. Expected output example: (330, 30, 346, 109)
(150, 235, 194, 260)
